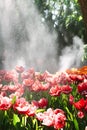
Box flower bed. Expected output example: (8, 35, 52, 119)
(0, 65, 87, 130)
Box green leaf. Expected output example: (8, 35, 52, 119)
(13, 113, 20, 126)
(65, 107, 73, 121)
(74, 0, 78, 3)
(11, 96, 16, 104)
(36, 109, 45, 113)
(32, 118, 39, 130)
(73, 118, 79, 130)
(22, 116, 27, 127)
(78, 16, 82, 21)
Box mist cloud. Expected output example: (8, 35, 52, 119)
(0, 0, 58, 72)
(0, 0, 84, 73)
(58, 36, 84, 71)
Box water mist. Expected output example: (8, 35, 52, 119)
(0, 0, 84, 73)
(0, 0, 58, 72)
(58, 36, 84, 71)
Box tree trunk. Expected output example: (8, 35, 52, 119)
(78, 0, 87, 33)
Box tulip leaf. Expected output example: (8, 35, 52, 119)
(13, 113, 20, 126)
(11, 96, 16, 104)
(32, 118, 38, 130)
(65, 107, 73, 121)
(73, 118, 79, 130)
(36, 109, 45, 113)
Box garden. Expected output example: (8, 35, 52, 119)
(0, 0, 87, 130)
(0, 65, 87, 130)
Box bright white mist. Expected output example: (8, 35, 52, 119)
(0, 0, 84, 72)
(58, 36, 84, 71)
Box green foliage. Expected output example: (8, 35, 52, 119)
(13, 114, 20, 126)
(34, 0, 85, 42)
